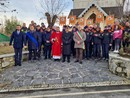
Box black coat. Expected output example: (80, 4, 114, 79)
(10, 30, 25, 49)
(102, 31, 112, 44)
(85, 31, 93, 43)
(92, 32, 102, 44)
(26, 31, 40, 50)
(43, 31, 52, 46)
(62, 31, 73, 55)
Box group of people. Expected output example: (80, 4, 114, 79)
(9, 20, 130, 66)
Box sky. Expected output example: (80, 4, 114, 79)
(0, 0, 129, 27)
(0, 0, 73, 26)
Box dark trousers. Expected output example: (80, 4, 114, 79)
(102, 43, 109, 59)
(14, 48, 22, 65)
(29, 49, 37, 60)
(71, 41, 76, 57)
(44, 45, 51, 59)
(76, 48, 83, 62)
(37, 43, 42, 59)
(85, 43, 90, 58)
(63, 55, 70, 61)
(93, 44, 101, 58)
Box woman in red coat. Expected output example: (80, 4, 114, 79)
(51, 26, 62, 61)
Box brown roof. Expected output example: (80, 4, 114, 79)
(68, 8, 85, 18)
(68, 7, 123, 18)
(102, 7, 123, 18)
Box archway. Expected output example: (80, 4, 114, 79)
(88, 13, 96, 23)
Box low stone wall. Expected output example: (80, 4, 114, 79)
(0, 51, 28, 69)
(109, 53, 130, 79)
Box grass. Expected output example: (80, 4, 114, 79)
(0, 46, 14, 55)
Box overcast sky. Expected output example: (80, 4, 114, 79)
(0, 0, 130, 27)
(0, 0, 73, 26)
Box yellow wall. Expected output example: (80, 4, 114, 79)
(78, 6, 105, 30)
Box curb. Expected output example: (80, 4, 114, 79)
(0, 80, 130, 93)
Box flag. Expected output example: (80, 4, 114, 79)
(59, 16, 66, 25)
(69, 15, 76, 25)
(86, 19, 93, 26)
(106, 15, 115, 26)
(96, 13, 104, 23)
(78, 17, 85, 26)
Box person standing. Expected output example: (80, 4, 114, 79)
(26, 25, 40, 61)
(9, 25, 26, 66)
(43, 27, 52, 59)
(92, 27, 102, 59)
(73, 26, 86, 64)
(84, 26, 93, 60)
(102, 26, 112, 61)
(62, 26, 73, 63)
(51, 26, 62, 61)
(113, 25, 123, 53)
(36, 25, 42, 60)
(21, 23, 28, 33)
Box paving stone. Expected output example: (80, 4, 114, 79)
(46, 79, 62, 84)
(47, 74, 59, 79)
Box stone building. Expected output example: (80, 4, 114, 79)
(69, 0, 124, 29)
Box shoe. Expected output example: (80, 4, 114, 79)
(113, 50, 116, 53)
(44, 58, 47, 60)
(14, 64, 17, 66)
(62, 60, 65, 62)
(19, 64, 22, 66)
(79, 61, 82, 64)
(67, 60, 70, 63)
(102, 58, 106, 60)
(75, 60, 79, 63)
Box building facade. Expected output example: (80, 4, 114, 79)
(69, 0, 124, 29)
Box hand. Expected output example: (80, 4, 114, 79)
(10, 45, 13, 48)
(77, 41, 80, 44)
(92, 42, 93, 45)
(109, 44, 112, 46)
(46, 41, 50, 43)
(24, 46, 27, 49)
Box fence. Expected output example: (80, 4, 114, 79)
(0, 33, 10, 42)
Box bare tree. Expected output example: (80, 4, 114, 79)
(39, 0, 69, 27)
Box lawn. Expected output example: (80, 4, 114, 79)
(0, 46, 14, 55)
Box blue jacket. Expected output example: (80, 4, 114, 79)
(10, 30, 25, 49)
(26, 30, 40, 50)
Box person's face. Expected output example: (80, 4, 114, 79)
(56, 27, 60, 31)
(65, 27, 69, 32)
(16, 26, 21, 31)
(30, 26, 34, 31)
(31, 21, 34, 24)
(47, 28, 51, 32)
(125, 22, 129, 27)
(78, 26, 82, 31)
(37, 26, 40, 30)
(23, 23, 26, 27)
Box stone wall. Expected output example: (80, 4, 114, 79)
(109, 53, 130, 79)
(0, 51, 28, 69)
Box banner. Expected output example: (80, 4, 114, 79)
(106, 15, 114, 26)
(69, 15, 76, 25)
(59, 16, 66, 25)
(96, 13, 104, 23)
(78, 17, 85, 26)
(86, 19, 93, 26)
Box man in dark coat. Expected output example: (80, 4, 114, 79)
(92, 27, 102, 59)
(36, 25, 43, 60)
(43, 27, 52, 59)
(84, 26, 93, 60)
(62, 26, 73, 63)
(10, 25, 26, 66)
(26, 25, 40, 61)
(102, 26, 112, 61)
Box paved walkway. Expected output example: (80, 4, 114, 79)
(0, 57, 128, 91)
